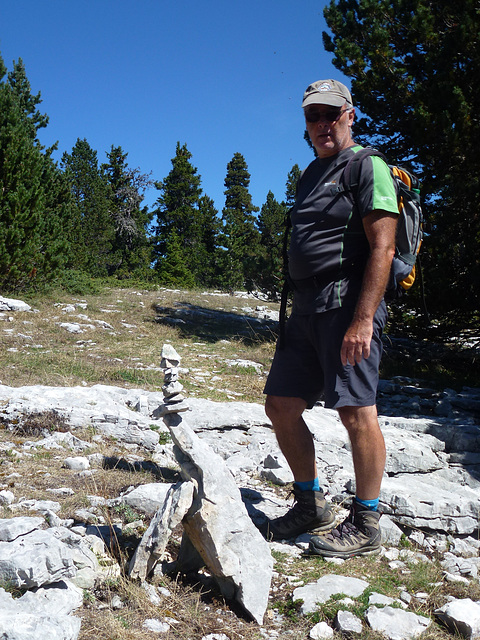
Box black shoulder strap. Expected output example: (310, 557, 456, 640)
(341, 147, 387, 192)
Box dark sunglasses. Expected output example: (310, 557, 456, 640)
(304, 107, 351, 124)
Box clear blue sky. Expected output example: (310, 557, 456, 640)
(0, 0, 348, 213)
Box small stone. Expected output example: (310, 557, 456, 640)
(310, 621, 334, 639)
(63, 456, 90, 471)
(0, 490, 15, 505)
(334, 610, 363, 635)
(143, 618, 171, 633)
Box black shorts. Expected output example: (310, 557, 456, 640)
(264, 301, 387, 410)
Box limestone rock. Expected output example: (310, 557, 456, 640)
(293, 575, 369, 615)
(365, 605, 431, 640)
(0, 517, 44, 542)
(309, 621, 334, 639)
(0, 529, 76, 588)
(334, 610, 363, 635)
(435, 598, 480, 639)
(0, 585, 81, 640)
(121, 482, 172, 517)
(166, 413, 273, 625)
(129, 481, 194, 580)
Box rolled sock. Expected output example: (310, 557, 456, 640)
(295, 478, 320, 492)
(355, 496, 379, 511)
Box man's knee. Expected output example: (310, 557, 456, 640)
(265, 395, 306, 426)
(337, 405, 379, 433)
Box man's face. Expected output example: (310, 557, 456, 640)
(304, 103, 355, 158)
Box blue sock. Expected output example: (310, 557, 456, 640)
(355, 496, 379, 511)
(295, 478, 320, 492)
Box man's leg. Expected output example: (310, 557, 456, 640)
(263, 395, 334, 540)
(337, 405, 386, 501)
(309, 404, 384, 558)
(265, 395, 315, 482)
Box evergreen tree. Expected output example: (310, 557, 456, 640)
(7, 58, 49, 141)
(195, 194, 222, 288)
(0, 54, 70, 291)
(152, 142, 213, 287)
(221, 152, 260, 290)
(322, 0, 480, 319)
(102, 145, 153, 279)
(62, 139, 114, 277)
(154, 229, 196, 289)
(256, 191, 287, 299)
(285, 164, 301, 208)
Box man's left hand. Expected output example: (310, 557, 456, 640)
(341, 319, 373, 366)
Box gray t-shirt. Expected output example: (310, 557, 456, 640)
(289, 145, 398, 314)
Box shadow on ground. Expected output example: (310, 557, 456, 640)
(152, 301, 278, 345)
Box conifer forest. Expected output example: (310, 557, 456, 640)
(1, 0, 479, 331)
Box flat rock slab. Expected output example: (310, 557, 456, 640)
(366, 605, 431, 640)
(129, 481, 194, 580)
(293, 575, 369, 615)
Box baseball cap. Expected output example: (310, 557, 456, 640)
(302, 79, 353, 108)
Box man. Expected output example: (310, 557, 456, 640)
(263, 79, 398, 558)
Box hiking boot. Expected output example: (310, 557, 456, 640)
(309, 500, 382, 558)
(266, 486, 334, 541)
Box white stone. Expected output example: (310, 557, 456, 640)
(122, 482, 172, 517)
(334, 610, 363, 635)
(166, 413, 273, 625)
(0, 296, 31, 312)
(143, 618, 170, 633)
(309, 621, 334, 639)
(63, 456, 90, 471)
(435, 598, 480, 639)
(293, 575, 369, 615)
(0, 490, 15, 505)
(366, 605, 431, 640)
(129, 481, 194, 580)
(0, 517, 44, 542)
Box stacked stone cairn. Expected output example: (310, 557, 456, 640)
(157, 344, 189, 416)
(129, 343, 273, 625)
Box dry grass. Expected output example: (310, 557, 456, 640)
(0, 286, 277, 403)
(0, 283, 477, 639)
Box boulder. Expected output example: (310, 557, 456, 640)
(165, 412, 273, 625)
(435, 598, 480, 639)
(0, 529, 76, 588)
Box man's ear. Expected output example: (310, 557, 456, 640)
(347, 108, 355, 128)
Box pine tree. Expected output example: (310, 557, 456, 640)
(102, 145, 153, 279)
(322, 0, 480, 319)
(195, 195, 222, 288)
(285, 164, 301, 208)
(152, 142, 207, 286)
(62, 139, 114, 277)
(221, 153, 260, 291)
(0, 54, 70, 291)
(256, 191, 287, 299)
(7, 58, 49, 141)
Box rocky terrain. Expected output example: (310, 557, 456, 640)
(0, 291, 479, 640)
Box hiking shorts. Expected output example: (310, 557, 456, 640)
(263, 301, 387, 410)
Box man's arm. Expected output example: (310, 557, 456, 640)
(340, 210, 398, 366)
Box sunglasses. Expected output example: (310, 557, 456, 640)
(304, 107, 351, 124)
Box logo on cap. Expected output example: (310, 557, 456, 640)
(317, 82, 333, 92)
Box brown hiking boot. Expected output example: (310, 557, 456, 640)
(266, 486, 334, 541)
(309, 500, 382, 558)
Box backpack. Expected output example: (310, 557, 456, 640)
(341, 147, 423, 301)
